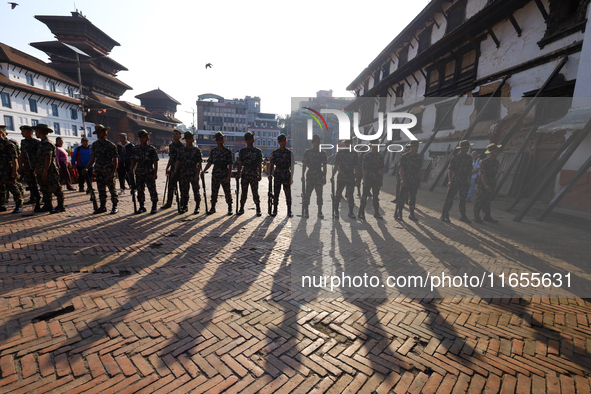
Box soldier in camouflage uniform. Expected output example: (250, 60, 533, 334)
(236, 132, 262, 216)
(130, 129, 159, 214)
(268, 133, 294, 217)
(358, 144, 385, 220)
(441, 140, 474, 224)
(203, 131, 233, 215)
(0, 125, 23, 213)
(31, 124, 64, 214)
(172, 131, 202, 215)
(162, 129, 183, 209)
(301, 134, 327, 219)
(83, 124, 118, 214)
(473, 143, 502, 224)
(18, 125, 40, 207)
(395, 140, 423, 221)
(331, 139, 359, 219)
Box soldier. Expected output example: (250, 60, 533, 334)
(130, 129, 159, 214)
(83, 124, 118, 214)
(441, 140, 474, 223)
(473, 143, 502, 224)
(268, 133, 294, 217)
(358, 144, 385, 220)
(202, 131, 233, 215)
(0, 125, 23, 213)
(236, 132, 263, 216)
(31, 124, 64, 214)
(301, 134, 327, 219)
(18, 125, 40, 206)
(331, 138, 359, 219)
(395, 140, 423, 221)
(172, 131, 202, 214)
(162, 129, 183, 209)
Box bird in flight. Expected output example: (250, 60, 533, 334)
(205, 63, 213, 69)
(8, 2, 18, 9)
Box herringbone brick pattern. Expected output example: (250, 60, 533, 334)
(0, 164, 590, 393)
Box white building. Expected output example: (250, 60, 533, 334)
(0, 43, 95, 148)
(346, 0, 591, 215)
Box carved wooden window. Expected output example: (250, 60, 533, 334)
(445, 1, 466, 34)
(418, 25, 432, 54)
(539, 0, 590, 48)
(398, 46, 409, 67)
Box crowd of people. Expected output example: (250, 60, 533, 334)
(0, 123, 502, 224)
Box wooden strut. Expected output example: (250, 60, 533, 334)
(513, 117, 591, 222)
(494, 56, 568, 196)
(537, 154, 591, 221)
(428, 75, 509, 191)
(506, 130, 580, 212)
(509, 15, 522, 37)
(420, 97, 462, 157)
(533, 0, 549, 21)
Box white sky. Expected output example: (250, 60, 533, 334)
(2, 0, 431, 126)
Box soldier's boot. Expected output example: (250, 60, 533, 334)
(237, 203, 245, 215)
(271, 204, 278, 217)
(287, 203, 293, 218)
(161, 201, 172, 210)
(302, 204, 309, 218)
(459, 214, 471, 223)
(473, 207, 483, 223)
(255, 203, 262, 217)
(483, 214, 498, 224)
(94, 202, 107, 214)
(110, 205, 118, 214)
(207, 203, 216, 215)
(348, 210, 356, 219)
(0, 206, 7, 212)
(227, 203, 233, 216)
(24, 198, 36, 205)
(394, 207, 403, 221)
(50, 202, 65, 214)
(318, 210, 324, 219)
(11, 203, 23, 214)
(151, 202, 158, 214)
(136, 203, 147, 214)
(374, 211, 384, 220)
(440, 210, 451, 223)
(358, 209, 366, 221)
(40, 201, 53, 213)
(33, 200, 41, 212)
(408, 207, 418, 222)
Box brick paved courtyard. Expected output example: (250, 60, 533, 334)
(1, 163, 591, 393)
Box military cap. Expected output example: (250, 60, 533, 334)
(119, 132, 128, 138)
(277, 133, 287, 141)
(19, 125, 34, 131)
(456, 140, 474, 149)
(93, 124, 110, 133)
(32, 123, 53, 133)
(137, 129, 151, 137)
(214, 131, 225, 139)
(172, 129, 182, 134)
(406, 140, 422, 147)
(243, 132, 254, 140)
(81, 137, 89, 141)
(311, 133, 321, 142)
(182, 131, 195, 140)
(485, 143, 502, 154)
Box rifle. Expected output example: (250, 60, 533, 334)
(235, 174, 240, 213)
(268, 176, 274, 215)
(23, 150, 41, 211)
(201, 171, 208, 213)
(85, 173, 98, 211)
(174, 179, 181, 213)
(126, 171, 137, 213)
(331, 178, 338, 218)
(301, 177, 306, 217)
(162, 173, 169, 208)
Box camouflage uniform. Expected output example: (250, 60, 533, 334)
(238, 146, 262, 206)
(0, 137, 23, 207)
(442, 153, 473, 217)
(91, 139, 118, 206)
(396, 151, 422, 214)
(35, 137, 63, 206)
(177, 145, 202, 208)
(269, 148, 293, 206)
(132, 144, 159, 204)
(166, 141, 184, 204)
(302, 148, 327, 209)
(474, 156, 499, 219)
(20, 138, 40, 201)
(207, 146, 233, 205)
(358, 151, 384, 216)
(334, 150, 358, 212)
